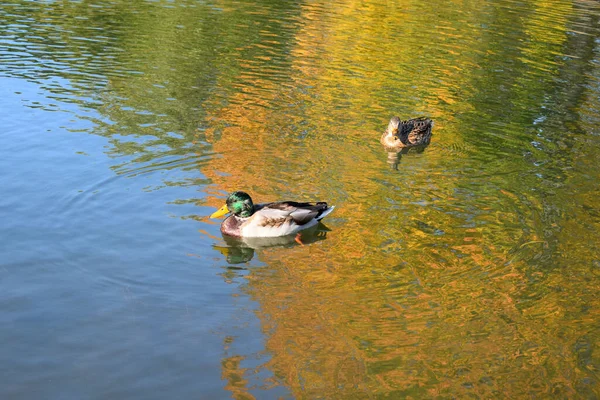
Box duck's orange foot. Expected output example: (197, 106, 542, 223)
(295, 233, 305, 246)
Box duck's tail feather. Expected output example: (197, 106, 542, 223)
(316, 205, 335, 220)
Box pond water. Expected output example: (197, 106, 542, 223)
(2, 0, 600, 398)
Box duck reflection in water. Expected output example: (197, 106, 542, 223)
(386, 146, 429, 170)
(213, 223, 330, 264)
(380, 116, 433, 170)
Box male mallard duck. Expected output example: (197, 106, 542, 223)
(210, 191, 335, 238)
(380, 116, 433, 151)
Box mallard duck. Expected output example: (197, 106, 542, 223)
(210, 191, 335, 238)
(380, 116, 433, 151)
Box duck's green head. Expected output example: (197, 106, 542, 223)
(210, 191, 254, 218)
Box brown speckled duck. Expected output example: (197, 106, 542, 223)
(380, 116, 433, 151)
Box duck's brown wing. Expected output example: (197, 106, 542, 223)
(394, 117, 432, 145)
(403, 117, 433, 145)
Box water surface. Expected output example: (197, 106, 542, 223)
(1, 0, 600, 398)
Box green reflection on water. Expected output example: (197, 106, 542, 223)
(2, 0, 600, 398)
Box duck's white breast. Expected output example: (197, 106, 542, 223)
(240, 218, 318, 237)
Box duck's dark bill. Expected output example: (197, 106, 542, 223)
(210, 204, 230, 218)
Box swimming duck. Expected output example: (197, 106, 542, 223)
(380, 116, 433, 151)
(210, 191, 335, 238)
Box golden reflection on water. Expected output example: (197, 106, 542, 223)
(2, 0, 599, 397)
(200, 0, 600, 398)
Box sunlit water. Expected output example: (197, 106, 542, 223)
(2, 0, 600, 398)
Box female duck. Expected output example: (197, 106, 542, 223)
(380, 116, 433, 151)
(210, 191, 335, 238)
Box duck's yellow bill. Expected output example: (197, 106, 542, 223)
(210, 204, 230, 218)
